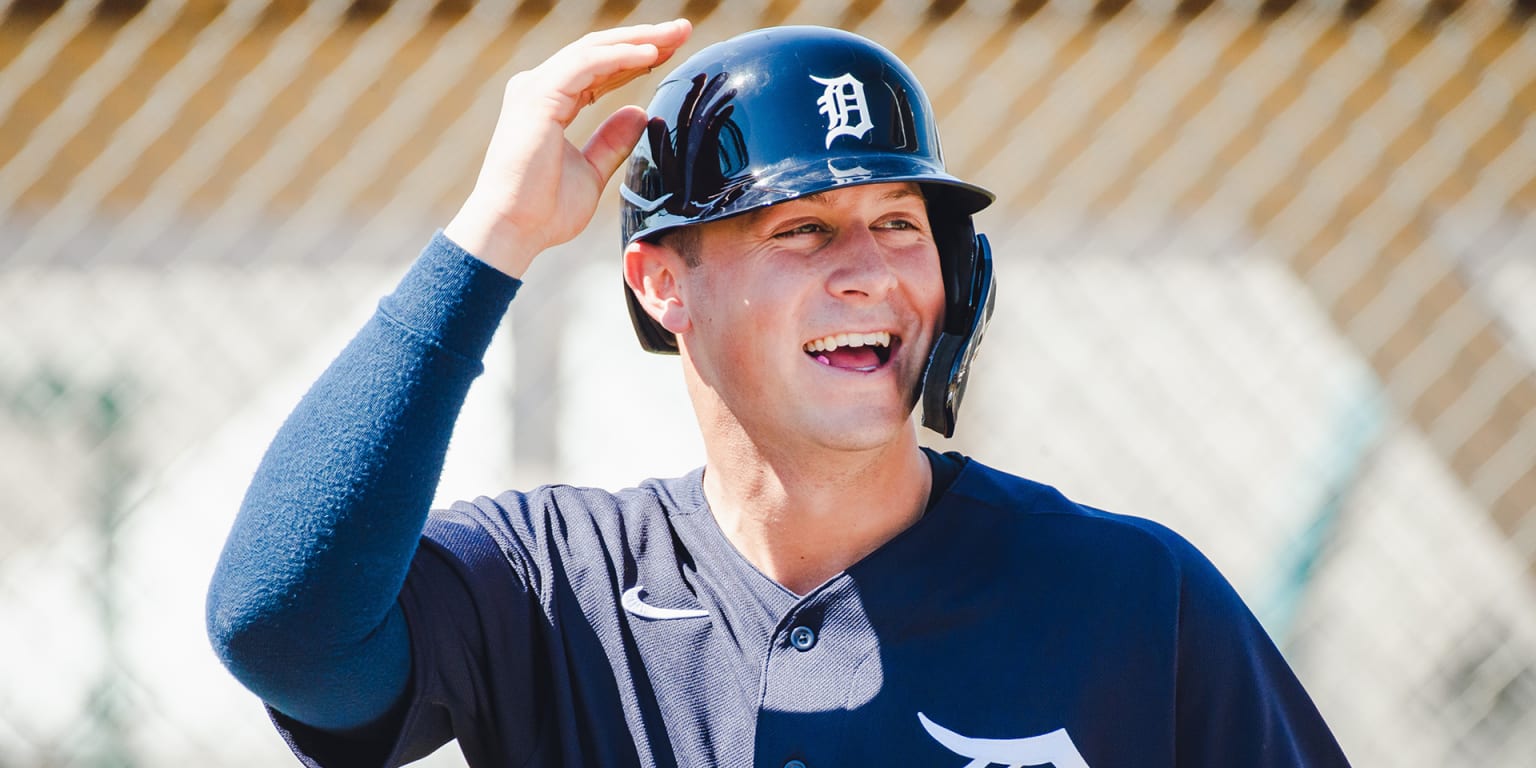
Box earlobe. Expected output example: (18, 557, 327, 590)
(658, 298, 689, 334)
(623, 240, 690, 335)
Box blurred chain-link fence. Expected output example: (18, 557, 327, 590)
(2, 0, 1534, 765)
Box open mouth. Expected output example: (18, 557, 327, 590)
(803, 331, 898, 373)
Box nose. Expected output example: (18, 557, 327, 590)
(824, 226, 898, 303)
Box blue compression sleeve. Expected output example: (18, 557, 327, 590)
(206, 232, 520, 731)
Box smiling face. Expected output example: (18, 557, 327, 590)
(664, 182, 946, 454)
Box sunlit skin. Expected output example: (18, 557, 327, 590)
(625, 182, 943, 593)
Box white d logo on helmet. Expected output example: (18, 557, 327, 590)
(827, 159, 873, 184)
(811, 73, 874, 148)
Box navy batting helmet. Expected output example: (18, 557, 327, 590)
(619, 25, 995, 437)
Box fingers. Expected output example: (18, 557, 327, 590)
(578, 59, 656, 106)
(564, 43, 662, 105)
(530, 19, 692, 124)
(578, 18, 691, 53)
(583, 105, 650, 184)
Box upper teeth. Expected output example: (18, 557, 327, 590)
(804, 331, 892, 353)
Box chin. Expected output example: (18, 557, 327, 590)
(800, 406, 915, 453)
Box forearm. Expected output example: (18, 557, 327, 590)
(206, 232, 520, 731)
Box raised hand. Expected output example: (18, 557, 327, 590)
(445, 19, 692, 278)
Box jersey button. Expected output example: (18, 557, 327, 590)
(784, 761, 807, 768)
(789, 625, 817, 651)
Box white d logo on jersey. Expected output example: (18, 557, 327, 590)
(918, 712, 1091, 768)
(811, 73, 874, 149)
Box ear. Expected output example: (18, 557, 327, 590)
(623, 239, 691, 335)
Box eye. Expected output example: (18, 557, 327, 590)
(775, 222, 828, 238)
(875, 217, 922, 232)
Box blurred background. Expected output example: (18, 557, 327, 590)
(1, 0, 1533, 765)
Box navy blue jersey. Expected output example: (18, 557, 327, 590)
(273, 458, 1349, 767)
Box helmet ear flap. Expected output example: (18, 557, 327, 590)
(921, 233, 995, 438)
(925, 196, 980, 335)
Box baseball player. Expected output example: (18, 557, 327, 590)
(207, 20, 1351, 767)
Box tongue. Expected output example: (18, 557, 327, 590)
(819, 346, 881, 370)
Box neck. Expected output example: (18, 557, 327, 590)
(699, 423, 933, 596)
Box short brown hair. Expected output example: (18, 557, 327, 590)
(659, 227, 701, 268)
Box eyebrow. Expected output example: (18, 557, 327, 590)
(742, 185, 925, 232)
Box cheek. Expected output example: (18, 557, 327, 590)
(904, 252, 947, 326)
(691, 273, 773, 366)
(716, 278, 809, 377)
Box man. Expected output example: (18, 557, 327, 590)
(207, 19, 1351, 768)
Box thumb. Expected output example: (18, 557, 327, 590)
(583, 105, 649, 184)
